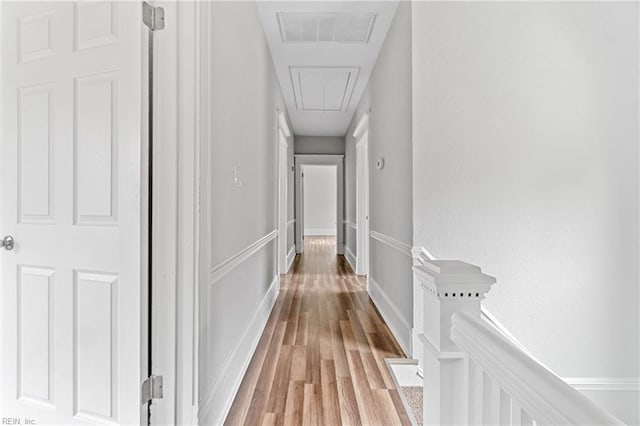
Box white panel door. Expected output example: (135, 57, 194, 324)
(356, 133, 369, 276)
(1, 2, 146, 424)
(278, 131, 288, 273)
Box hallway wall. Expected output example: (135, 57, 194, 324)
(345, 1, 413, 353)
(294, 135, 345, 155)
(411, 3, 639, 423)
(198, 2, 292, 424)
(303, 165, 337, 236)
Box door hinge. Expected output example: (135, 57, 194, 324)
(141, 375, 164, 403)
(143, 2, 165, 31)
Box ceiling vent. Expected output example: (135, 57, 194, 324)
(277, 12, 376, 44)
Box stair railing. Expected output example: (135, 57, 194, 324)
(413, 255, 624, 425)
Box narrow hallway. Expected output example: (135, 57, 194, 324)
(225, 236, 412, 425)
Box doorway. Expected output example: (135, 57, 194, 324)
(355, 118, 370, 276)
(294, 155, 344, 255)
(277, 129, 289, 273)
(277, 112, 292, 274)
(302, 165, 338, 251)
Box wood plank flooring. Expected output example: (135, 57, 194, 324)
(225, 236, 411, 426)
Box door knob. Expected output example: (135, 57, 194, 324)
(0, 235, 14, 251)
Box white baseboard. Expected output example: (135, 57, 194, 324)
(564, 377, 640, 392)
(304, 228, 336, 236)
(286, 244, 296, 272)
(566, 379, 640, 425)
(368, 277, 412, 355)
(384, 359, 421, 426)
(344, 245, 357, 273)
(198, 275, 279, 425)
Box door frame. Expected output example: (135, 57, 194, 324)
(353, 113, 370, 276)
(355, 130, 370, 276)
(149, 1, 200, 424)
(294, 155, 344, 255)
(277, 112, 291, 274)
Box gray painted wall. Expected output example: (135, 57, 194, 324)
(198, 2, 291, 424)
(295, 135, 345, 155)
(412, 2, 639, 423)
(345, 1, 413, 352)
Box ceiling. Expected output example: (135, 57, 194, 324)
(258, 1, 399, 137)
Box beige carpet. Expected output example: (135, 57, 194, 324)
(400, 386, 423, 425)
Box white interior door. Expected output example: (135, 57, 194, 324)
(278, 131, 288, 273)
(300, 170, 305, 249)
(1, 2, 146, 424)
(356, 132, 370, 276)
(295, 165, 305, 253)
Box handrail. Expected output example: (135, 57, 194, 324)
(480, 307, 531, 357)
(451, 311, 624, 425)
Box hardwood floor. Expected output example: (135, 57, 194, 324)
(225, 236, 411, 426)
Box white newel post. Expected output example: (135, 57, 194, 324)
(415, 259, 496, 425)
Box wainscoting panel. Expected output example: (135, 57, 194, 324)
(209, 230, 277, 285)
(368, 231, 413, 355)
(199, 231, 279, 425)
(369, 277, 411, 354)
(199, 274, 279, 425)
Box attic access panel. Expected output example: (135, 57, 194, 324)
(290, 66, 360, 112)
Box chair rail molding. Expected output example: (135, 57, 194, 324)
(344, 219, 357, 231)
(370, 230, 411, 257)
(411, 245, 436, 265)
(209, 230, 278, 285)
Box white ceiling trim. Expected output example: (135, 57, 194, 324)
(258, 1, 399, 137)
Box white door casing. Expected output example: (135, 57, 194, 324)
(355, 130, 370, 276)
(1, 2, 147, 424)
(278, 129, 288, 273)
(294, 155, 344, 255)
(146, 1, 202, 424)
(297, 169, 305, 253)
